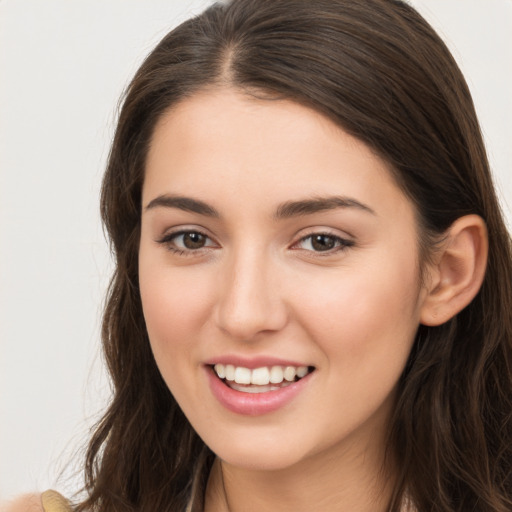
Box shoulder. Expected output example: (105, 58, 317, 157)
(1, 493, 43, 512)
(1, 491, 71, 512)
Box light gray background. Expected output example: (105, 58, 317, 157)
(1, 0, 511, 502)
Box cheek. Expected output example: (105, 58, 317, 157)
(138, 258, 213, 370)
(294, 251, 421, 374)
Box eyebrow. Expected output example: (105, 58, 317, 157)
(274, 196, 376, 219)
(144, 194, 375, 218)
(145, 195, 220, 217)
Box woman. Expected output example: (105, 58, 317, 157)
(8, 0, 512, 510)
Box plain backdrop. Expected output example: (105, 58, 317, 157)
(1, 0, 511, 502)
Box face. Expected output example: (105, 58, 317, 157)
(139, 88, 428, 472)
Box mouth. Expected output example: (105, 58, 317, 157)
(210, 363, 315, 394)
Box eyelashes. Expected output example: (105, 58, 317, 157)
(156, 229, 354, 257)
(292, 233, 354, 253)
(156, 230, 217, 256)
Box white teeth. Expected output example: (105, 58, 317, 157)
(225, 364, 235, 381)
(213, 363, 311, 386)
(296, 366, 308, 378)
(269, 365, 284, 384)
(230, 381, 293, 393)
(234, 366, 251, 384)
(214, 363, 225, 379)
(284, 366, 296, 381)
(251, 367, 270, 385)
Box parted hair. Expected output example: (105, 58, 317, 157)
(76, 1, 512, 511)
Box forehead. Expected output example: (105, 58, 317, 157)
(143, 88, 412, 221)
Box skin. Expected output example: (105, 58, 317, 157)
(5, 88, 487, 512)
(139, 88, 431, 512)
(1, 494, 43, 512)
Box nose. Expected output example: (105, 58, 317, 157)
(213, 248, 288, 341)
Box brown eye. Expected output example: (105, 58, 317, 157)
(294, 232, 354, 254)
(182, 232, 207, 249)
(310, 234, 336, 251)
(157, 230, 215, 254)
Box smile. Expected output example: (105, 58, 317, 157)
(213, 364, 312, 393)
(206, 362, 315, 415)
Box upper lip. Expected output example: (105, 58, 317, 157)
(204, 355, 312, 369)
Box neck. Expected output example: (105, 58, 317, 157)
(204, 422, 396, 512)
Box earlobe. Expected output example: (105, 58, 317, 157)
(420, 215, 488, 326)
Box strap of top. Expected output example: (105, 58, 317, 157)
(41, 491, 72, 512)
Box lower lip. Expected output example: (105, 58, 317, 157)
(206, 367, 313, 416)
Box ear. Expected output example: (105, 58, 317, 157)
(420, 214, 488, 326)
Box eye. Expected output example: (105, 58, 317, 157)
(157, 230, 216, 254)
(294, 233, 353, 253)
(175, 231, 209, 249)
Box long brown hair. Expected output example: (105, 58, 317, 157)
(76, 1, 512, 510)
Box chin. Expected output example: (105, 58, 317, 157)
(219, 449, 306, 472)
(201, 427, 316, 472)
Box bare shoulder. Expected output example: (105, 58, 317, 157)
(1, 493, 43, 512)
